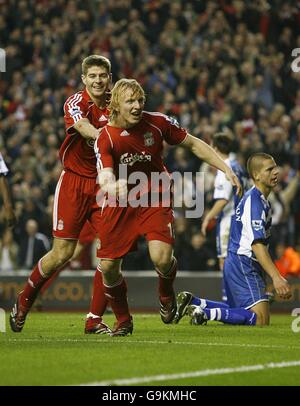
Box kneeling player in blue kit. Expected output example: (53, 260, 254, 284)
(175, 153, 291, 326)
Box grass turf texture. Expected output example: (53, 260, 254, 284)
(0, 312, 300, 386)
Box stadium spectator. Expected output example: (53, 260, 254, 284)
(94, 78, 241, 336)
(9, 55, 112, 334)
(19, 219, 50, 269)
(0, 228, 18, 272)
(175, 153, 292, 327)
(185, 232, 217, 272)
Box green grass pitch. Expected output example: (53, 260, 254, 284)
(0, 312, 300, 386)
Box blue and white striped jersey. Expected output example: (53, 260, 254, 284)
(228, 186, 272, 259)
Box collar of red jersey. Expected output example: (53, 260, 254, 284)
(82, 88, 93, 103)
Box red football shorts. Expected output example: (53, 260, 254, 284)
(93, 206, 175, 259)
(78, 220, 97, 244)
(52, 170, 99, 239)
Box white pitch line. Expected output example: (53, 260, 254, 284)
(81, 360, 300, 386)
(5, 337, 300, 351)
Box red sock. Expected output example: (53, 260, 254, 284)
(156, 257, 177, 301)
(19, 260, 49, 310)
(39, 259, 71, 295)
(40, 271, 60, 295)
(104, 277, 131, 324)
(88, 266, 108, 318)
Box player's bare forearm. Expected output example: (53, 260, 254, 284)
(252, 243, 280, 278)
(97, 168, 116, 192)
(252, 242, 291, 298)
(97, 168, 127, 198)
(280, 174, 299, 206)
(73, 118, 100, 140)
(207, 199, 228, 220)
(182, 134, 242, 195)
(183, 134, 230, 173)
(201, 199, 227, 235)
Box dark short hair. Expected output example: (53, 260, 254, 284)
(82, 55, 111, 75)
(247, 152, 274, 179)
(212, 132, 233, 155)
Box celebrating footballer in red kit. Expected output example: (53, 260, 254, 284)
(10, 55, 112, 335)
(93, 78, 241, 336)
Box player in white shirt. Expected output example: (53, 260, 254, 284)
(201, 133, 246, 300)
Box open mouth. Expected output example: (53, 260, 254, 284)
(131, 111, 141, 118)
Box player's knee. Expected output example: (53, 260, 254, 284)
(100, 260, 121, 285)
(52, 245, 75, 267)
(153, 257, 173, 273)
(255, 311, 270, 326)
(100, 260, 120, 274)
(149, 241, 173, 272)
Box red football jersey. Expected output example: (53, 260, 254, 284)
(95, 111, 188, 197)
(61, 89, 109, 178)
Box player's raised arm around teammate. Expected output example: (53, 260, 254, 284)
(72, 119, 101, 140)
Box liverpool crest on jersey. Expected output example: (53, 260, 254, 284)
(143, 132, 154, 147)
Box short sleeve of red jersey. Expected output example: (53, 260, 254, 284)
(158, 113, 188, 145)
(63, 92, 89, 134)
(94, 127, 114, 170)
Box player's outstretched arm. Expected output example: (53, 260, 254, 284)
(73, 118, 101, 140)
(182, 134, 242, 196)
(252, 242, 292, 299)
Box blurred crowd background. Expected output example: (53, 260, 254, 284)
(0, 0, 300, 274)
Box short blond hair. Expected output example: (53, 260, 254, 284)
(109, 79, 145, 118)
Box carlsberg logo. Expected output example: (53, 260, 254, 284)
(120, 152, 151, 166)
